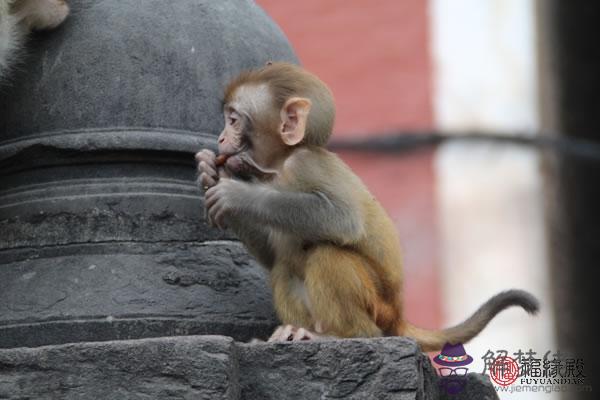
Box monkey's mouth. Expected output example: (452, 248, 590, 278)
(223, 151, 277, 182)
(218, 141, 250, 161)
(216, 144, 248, 167)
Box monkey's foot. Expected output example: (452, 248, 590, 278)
(268, 324, 318, 342)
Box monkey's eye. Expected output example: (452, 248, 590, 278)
(227, 110, 243, 128)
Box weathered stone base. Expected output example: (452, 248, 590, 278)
(0, 336, 498, 399)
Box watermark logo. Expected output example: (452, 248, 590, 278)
(433, 342, 473, 395)
(482, 349, 591, 394)
(434, 345, 592, 395)
(489, 356, 520, 386)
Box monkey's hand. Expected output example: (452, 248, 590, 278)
(195, 149, 219, 191)
(205, 178, 251, 229)
(196, 149, 233, 189)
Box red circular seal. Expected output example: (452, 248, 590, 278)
(489, 356, 519, 386)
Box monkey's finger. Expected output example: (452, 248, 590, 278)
(195, 149, 216, 163)
(207, 201, 218, 223)
(197, 156, 216, 170)
(210, 211, 227, 230)
(268, 325, 295, 342)
(204, 184, 218, 198)
(198, 161, 218, 178)
(267, 326, 284, 342)
(197, 155, 217, 171)
(207, 199, 225, 229)
(204, 207, 213, 227)
(199, 173, 217, 190)
(293, 328, 312, 341)
(205, 210, 214, 228)
(282, 325, 296, 341)
(204, 200, 220, 228)
(204, 199, 215, 227)
(212, 205, 229, 230)
(204, 188, 219, 209)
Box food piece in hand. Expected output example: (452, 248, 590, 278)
(215, 154, 229, 167)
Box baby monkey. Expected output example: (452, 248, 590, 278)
(196, 62, 538, 351)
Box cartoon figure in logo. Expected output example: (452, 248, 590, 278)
(433, 342, 473, 395)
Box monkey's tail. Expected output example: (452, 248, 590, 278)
(402, 289, 539, 352)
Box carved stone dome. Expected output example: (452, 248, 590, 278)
(0, 0, 297, 348)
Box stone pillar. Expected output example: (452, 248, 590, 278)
(0, 0, 297, 348)
(537, 2, 599, 398)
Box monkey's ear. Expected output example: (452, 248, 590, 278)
(280, 97, 312, 146)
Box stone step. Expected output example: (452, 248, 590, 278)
(0, 336, 498, 399)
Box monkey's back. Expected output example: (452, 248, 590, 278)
(284, 147, 404, 286)
(324, 150, 406, 333)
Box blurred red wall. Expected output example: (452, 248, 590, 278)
(256, 0, 441, 329)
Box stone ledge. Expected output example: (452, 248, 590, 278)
(0, 335, 497, 399)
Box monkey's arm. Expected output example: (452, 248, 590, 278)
(196, 149, 275, 268)
(225, 216, 275, 269)
(205, 179, 364, 245)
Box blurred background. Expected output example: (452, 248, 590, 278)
(256, 1, 598, 399)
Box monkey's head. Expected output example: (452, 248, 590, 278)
(217, 62, 335, 177)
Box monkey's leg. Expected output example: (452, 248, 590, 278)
(304, 245, 383, 338)
(269, 263, 315, 341)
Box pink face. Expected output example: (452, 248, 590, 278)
(217, 84, 285, 177)
(217, 105, 245, 157)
